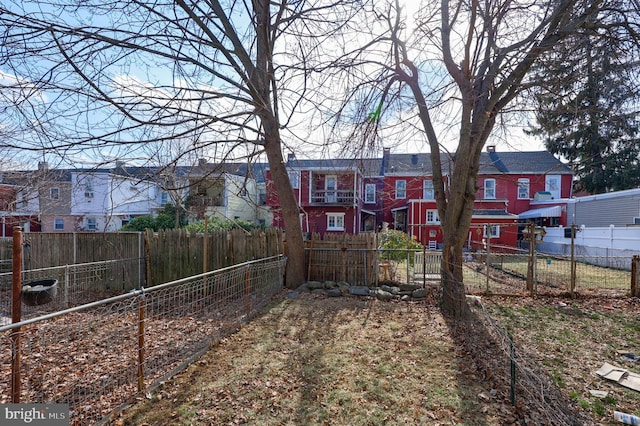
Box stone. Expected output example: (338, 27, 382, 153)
(296, 283, 310, 292)
(327, 288, 342, 297)
(307, 281, 324, 290)
(323, 280, 337, 289)
(412, 288, 428, 298)
(374, 289, 394, 301)
(399, 283, 422, 292)
(348, 286, 371, 296)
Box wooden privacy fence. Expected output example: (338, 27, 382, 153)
(0, 228, 284, 288)
(145, 228, 284, 285)
(305, 232, 378, 285)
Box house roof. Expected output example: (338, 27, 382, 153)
(384, 150, 571, 175)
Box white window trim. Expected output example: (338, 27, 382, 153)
(54, 218, 64, 230)
(50, 187, 60, 200)
(484, 178, 496, 199)
(395, 180, 406, 199)
(288, 170, 300, 189)
(86, 217, 97, 231)
(326, 213, 345, 231)
(483, 224, 500, 238)
(426, 210, 440, 224)
(365, 183, 376, 204)
(423, 180, 435, 200)
(517, 178, 530, 200)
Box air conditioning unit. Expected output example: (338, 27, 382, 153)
(84, 191, 94, 198)
(633, 217, 640, 225)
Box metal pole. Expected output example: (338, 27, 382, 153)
(570, 225, 576, 298)
(11, 226, 23, 403)
(137, 294, 146, 392)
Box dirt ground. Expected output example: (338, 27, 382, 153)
(108, 290, 640, 426)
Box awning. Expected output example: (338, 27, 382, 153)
(518, 206, 562, 219)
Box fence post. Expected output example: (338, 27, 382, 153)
(485, 232, 491, 293)
(64, 264, 70, 307)
(526, 223, 535, 295)
(632, 255, 639, 298)
(137, 293, 146, 392)
(245, 266, 251, 317)
(570, 225, 577, 298)
(11, 226, 22, 403)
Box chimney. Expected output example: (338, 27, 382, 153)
(411, 154, 418, 165)
(287, 153, 296, 161)
(38, 161, 48, 172)
(198, 158, 207, 166)
(486, 145, 496, 153)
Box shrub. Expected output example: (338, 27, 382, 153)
(378, 230, 423, 263)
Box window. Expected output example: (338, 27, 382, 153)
(423, 180, 434, 200)
(86, 218, 97, 231)
(84, 178, 94, 198)
(545, 175, 561, 199)
(395, 180, 406, 199)
(326, 213, 345, 231)
(54, 218, 64, 230)
(325, 175, 337, 203)
(517, 178, 530, 199)
(287, 170, 300, 189)
(484, 179, 496, 199)
(160, 191, 169, 205)
(50, 187, 60, 200)
(365, 183, 376, 204)
(426, 210, 440, 224)
(484, 225, 500, 238)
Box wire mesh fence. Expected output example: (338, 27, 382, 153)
(0, 255, 285, 426)
(375, 248, 633, 296)
(0, 257, 145, 322)
(462, 301, 592, 425)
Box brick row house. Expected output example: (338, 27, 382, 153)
(266, 146, 573, 250)
(0, 147, 572, 251)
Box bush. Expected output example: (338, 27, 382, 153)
(185, 216, 262, 233)
(378, 230, 423, 263)
(121, 204, 186, 231)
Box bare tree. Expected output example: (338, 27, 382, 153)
(0, 0, 363, 287)
(330, 0, 606, 318)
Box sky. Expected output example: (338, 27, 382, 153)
(0, 0, 548, 171)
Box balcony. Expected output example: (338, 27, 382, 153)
(310, 190, 356, 205)
(186, 195, 225, 208)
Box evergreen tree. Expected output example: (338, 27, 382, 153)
(528, 4, 640, 194)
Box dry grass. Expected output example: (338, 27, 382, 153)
(112, 293, 510, 426)
(483, 295, 640, 424)
(109, 292, 640, 426)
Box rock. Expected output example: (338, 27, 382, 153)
(337, 281, 350, 289)
(399, 283, 421, 292)
(412, 288, 427, 298)
(327, 288, 342, 297)
(380, 285, 400, 295)
(323, 280, 337, 289)
(311, 289, 326, 295)
(307, 281, 324, 290)
(349, 286, 371, 296)
(401, 295, 411, 302)
(286, 291, 299, 299)
(374, 289, 394, 301)
(296, 283, 310, 292)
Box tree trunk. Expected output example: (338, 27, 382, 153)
(262, 133, 306, 289)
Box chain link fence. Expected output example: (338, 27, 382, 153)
(0, 255, 285, 425)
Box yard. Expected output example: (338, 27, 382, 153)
(109, 291, 640, 426)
